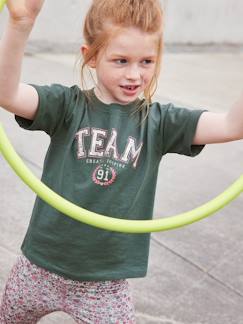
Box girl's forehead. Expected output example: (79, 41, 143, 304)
(104, 27, 159, 57)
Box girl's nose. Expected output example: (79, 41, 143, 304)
(125, 64, 141, 80)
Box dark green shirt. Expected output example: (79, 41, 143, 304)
(16, 84, 205, 281)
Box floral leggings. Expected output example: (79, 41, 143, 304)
(0, 255, 136, 324)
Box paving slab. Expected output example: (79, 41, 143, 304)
(1, 52, 243, 324)
(132, 241, 243, 324)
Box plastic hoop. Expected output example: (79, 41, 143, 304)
(0, 0, 6, 12)
(0, 122, 243, 233)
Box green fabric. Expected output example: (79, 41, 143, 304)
(15, 84, 205, 281)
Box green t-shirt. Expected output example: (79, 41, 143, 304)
(15, 84, 205, 281)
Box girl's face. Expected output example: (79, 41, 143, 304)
(85, 27, 159, 105)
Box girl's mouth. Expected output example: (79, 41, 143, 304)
(121, 85, 140, 91)
(120, 85, 140, 96)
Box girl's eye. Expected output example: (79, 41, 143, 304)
(142, 59, 153, 65)
(116, 59, 127, 64)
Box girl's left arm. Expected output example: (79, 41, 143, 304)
(193, 91, 243, 145)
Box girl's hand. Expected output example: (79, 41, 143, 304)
(6, 0, 45, 25)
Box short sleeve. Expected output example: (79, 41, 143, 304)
(161, 103, 206, 156)
(15, 84, 82, 137)
(149, 102, 206, 157)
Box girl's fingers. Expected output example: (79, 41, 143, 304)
(5, 0, 45, 22)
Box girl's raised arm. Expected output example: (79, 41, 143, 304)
(193, 92, 243, 145)
(0, 0, 45, 120)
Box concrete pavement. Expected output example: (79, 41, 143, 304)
(0, 51, 243, 324)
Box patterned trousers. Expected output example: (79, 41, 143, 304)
(0, 255, 136, 324)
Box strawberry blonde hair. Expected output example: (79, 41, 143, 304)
(80, 0, 164, 111)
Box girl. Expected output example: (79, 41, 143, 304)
(0, 0, 243, 323)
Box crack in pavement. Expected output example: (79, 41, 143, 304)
(151, 236, 243, 298)
(136, 312, 202, 324)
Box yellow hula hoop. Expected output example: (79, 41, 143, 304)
(0, 122, 243, 233)
(0, 0, 6, 12)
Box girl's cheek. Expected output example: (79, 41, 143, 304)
(144, 75, 153, 84)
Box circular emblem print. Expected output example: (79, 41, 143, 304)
(92, 165, 117, 186)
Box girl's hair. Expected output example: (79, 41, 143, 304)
(81, 0, 164, 112)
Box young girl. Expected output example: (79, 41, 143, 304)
(0, 0, 243, 323)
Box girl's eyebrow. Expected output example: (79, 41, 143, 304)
(110, 54, 127, 58)
(110, 54, 157, 59)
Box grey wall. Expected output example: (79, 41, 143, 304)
(0, 0, 242, 51)
(163, 0, 243, 44)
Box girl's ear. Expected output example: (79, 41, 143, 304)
(81, 45, 96, 68)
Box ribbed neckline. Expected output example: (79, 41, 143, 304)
(86, 88, 143, 115)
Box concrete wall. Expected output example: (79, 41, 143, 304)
(163, 0, 243, 44)
(0, 0, 242, 50)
